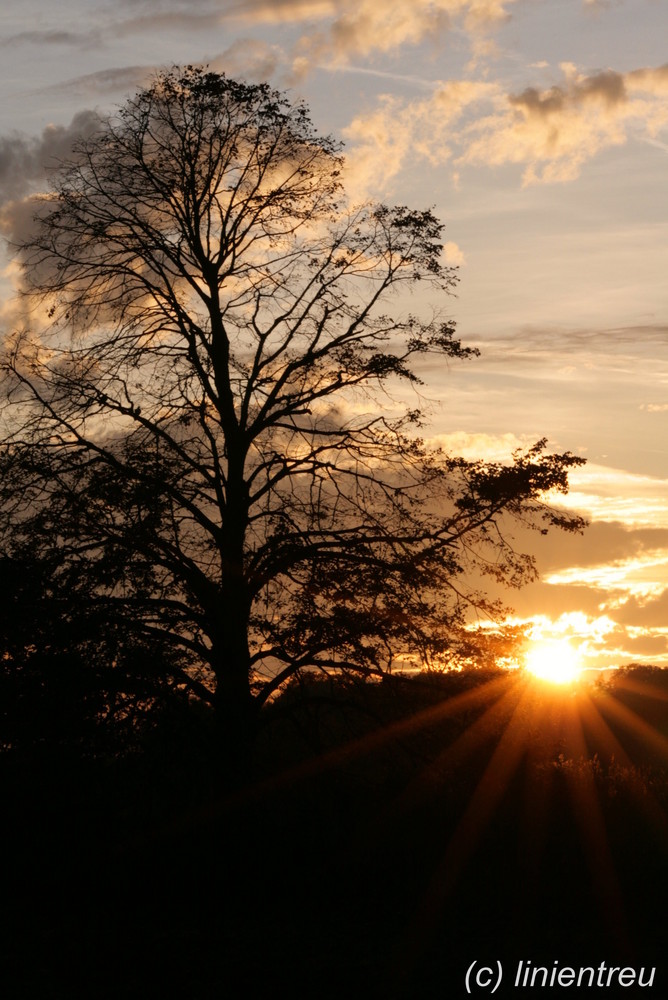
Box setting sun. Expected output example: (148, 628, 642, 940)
(525, 639, 583, 684)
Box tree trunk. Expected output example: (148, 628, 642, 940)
(212, 643, 257, 786)
(213, 475, 256, 783)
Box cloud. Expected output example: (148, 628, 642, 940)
(556, 464, 668, 530)
(209, 39, 283, 82)
(50, 66, 152, 99)
(459, 62, 668, 184)
(0, 194, 47, 246)
(0, 110, 101, 207)
(1, 9, 249, 53)
(544, 550, 668, 604)
(501, 524, 668, 668)
(47, 45, 284, 105)
(443, 240, 466, 265)
(509, 610, 617, 644)
(1, 30, 102, 47)
(0, 109, 111, 257)
(0, 0, 521, 83)
(428, 430, 534, 462)
(342, 79, 499, 196)
(229, 0, 519, 74)
(456, 453, 668, 667)
(341, 61, 668, 192)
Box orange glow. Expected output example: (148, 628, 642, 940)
(525, 639, 583, 684)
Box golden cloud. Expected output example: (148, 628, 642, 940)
(342, 79, 500, 196)
(443, 240, 466, 265)
(341, 61, 668, 193)
(231, 0, 518, 72)
(459, 63, 668, 184)
(544, 551, 668, 605)
(557, 464, 668, 529)
(427, 430, 534, 462)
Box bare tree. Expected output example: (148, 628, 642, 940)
(1, 67, 585, 753)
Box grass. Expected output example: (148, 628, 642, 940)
(2, 664, 668, 998)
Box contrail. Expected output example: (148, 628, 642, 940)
(317, 63, 441, 90)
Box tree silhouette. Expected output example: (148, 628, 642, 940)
(1, 67, 585, 754)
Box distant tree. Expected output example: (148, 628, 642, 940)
(1, 67, 585, 757)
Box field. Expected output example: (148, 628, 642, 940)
(3, 665, 668, 998)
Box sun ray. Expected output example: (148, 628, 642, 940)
(597, 688, 668, 763)
(558, 694, 630, 949)
(574, 688, 633, 766)
(387, 677, 541, 986)
(222, 673, 514, 810)
(576, 687, 668, 844)
(386, 673, 529, 817)
(608, 671, 668, 704)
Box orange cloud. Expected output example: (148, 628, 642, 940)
(231, 0, 518, 72)
(342, 62, 668, 193)
(544, 552, 668, 605)
(459, 63, 668, 184)
(556, 464, 668, 530)
(342, 79, 500, 196)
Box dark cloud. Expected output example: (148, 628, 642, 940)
(0, 110, 101, 206)
(51, 50, 280, 103)
(580, 69, 626, 106)
(2, 30, 102, 47)
(51, 65, 153, 99)
(623, 632, 668, 657)
(510, 580, 612, 619)
(0, 194, 44, 245)
(628, 63, 668, 88)
(500, 513, 668, 581)
(616, 589, 668, 627)
(510, 86, 565, 117)
(477, 323, 668, 365)
(510, 69, 628, 120)
(1, 7, 225, 50)
(111, 11, 224, 37)
(532, 521, 668, 573)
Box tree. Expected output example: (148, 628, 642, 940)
(1, 66, 585, 756)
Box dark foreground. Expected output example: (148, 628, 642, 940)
(3, 666, 668, 998)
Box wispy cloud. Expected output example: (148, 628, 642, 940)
(556, 464, 668, 530)
(341, 61, 668, 194)
(1, 29, 103, 48)
(460, 62, 668, 184)
(209, 40, 284, 82)
(50, 66, 152, 99)
(228, 0, 519, 76)
(342, 79, 499, 195)
(544, 551, 668, 604)
(428, 430, 535, 462)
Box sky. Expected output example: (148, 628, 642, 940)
(1, 0, 667, 670)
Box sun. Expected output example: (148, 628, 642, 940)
(525, 639, 583, 684)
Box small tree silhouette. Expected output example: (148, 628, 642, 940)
(1, 67, 585, 755)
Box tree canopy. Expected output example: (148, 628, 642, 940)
(0, 66, 585, 753)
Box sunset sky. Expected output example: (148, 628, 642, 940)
(1, 0, 667, 670)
